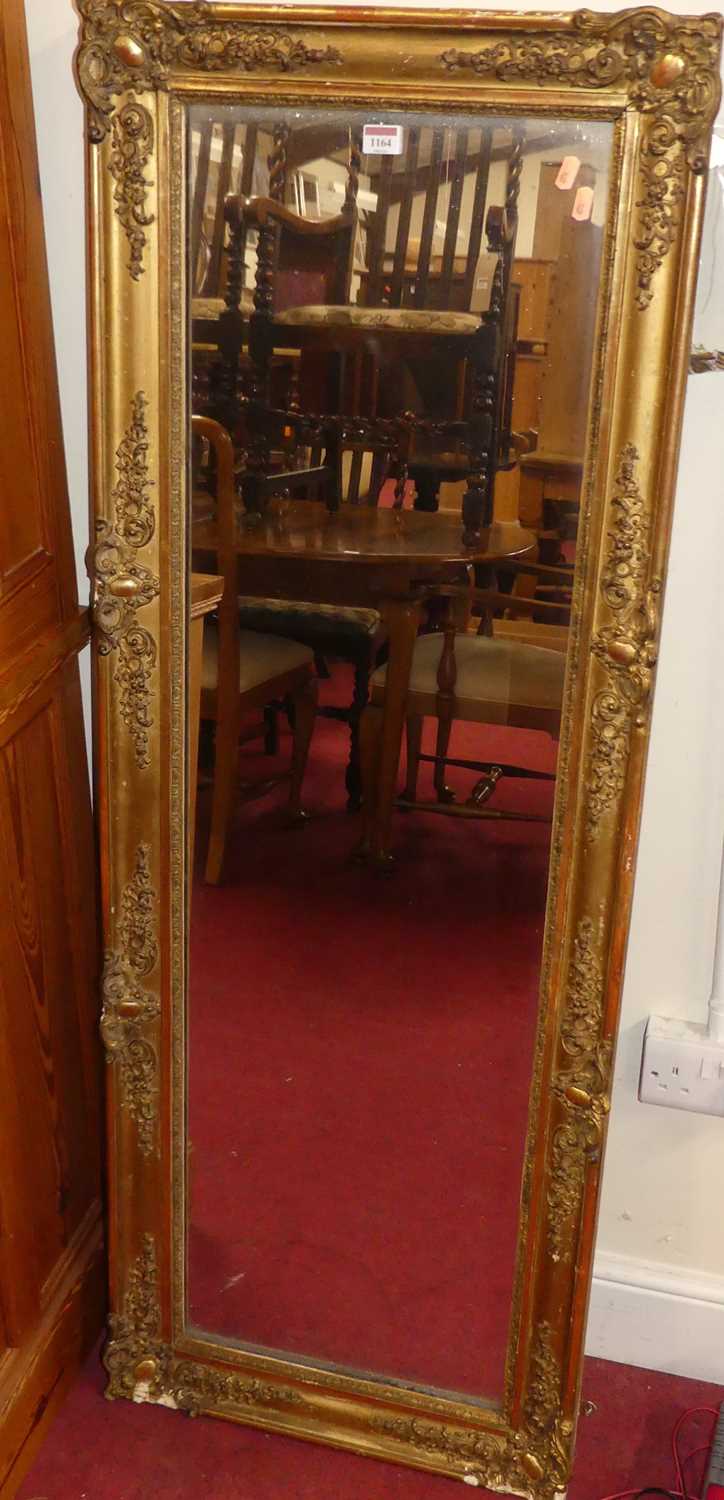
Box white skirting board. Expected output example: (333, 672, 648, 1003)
(585, 1252, 724, 1385)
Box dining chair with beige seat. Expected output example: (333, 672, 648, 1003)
(358, 574, 571, 864)
(192, 415, 317, 886)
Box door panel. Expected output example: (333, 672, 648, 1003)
(0, 1, 104, 1492)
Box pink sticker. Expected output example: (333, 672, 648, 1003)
(572, 185, 594, 222)
(554, 155, 581, 191)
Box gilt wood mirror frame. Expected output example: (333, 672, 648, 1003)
(77, 3, 722, 1495)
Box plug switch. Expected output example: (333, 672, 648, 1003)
(639, 1016, 724, 1117)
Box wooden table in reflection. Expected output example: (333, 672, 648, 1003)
(192, 504, 535, 855)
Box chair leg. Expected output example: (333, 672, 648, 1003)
(325, 428, 343, 511)
(241, 470, 263, 516)
(404, 714, 423, 801)
(356, 701, 384, 859)
(368, 452, 389, 506)
(287, 674, 317, 821)
(198, 718, 215, 773)
(433, 711, 455, 804)
(264, 705, 279, 756)
(346, 659, 370, 813)
(412, 473, 440, 512)
(205, 706, 241, 886)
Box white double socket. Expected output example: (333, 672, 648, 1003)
(639, 1014, 724, 1117)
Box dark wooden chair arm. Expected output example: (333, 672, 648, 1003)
(224, 194, 354, 239)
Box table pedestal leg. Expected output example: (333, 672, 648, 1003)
(367, 598, 420, 865)
(357, 701, 383, 861)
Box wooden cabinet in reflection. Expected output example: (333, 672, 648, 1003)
(477, 256, 554, 523)
(518, 218, 602, 542)
(494, 219, 602, 543)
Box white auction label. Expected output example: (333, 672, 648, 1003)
(363, 123, 404, 156)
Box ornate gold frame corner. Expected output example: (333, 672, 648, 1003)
(78, 4, 722, 1496)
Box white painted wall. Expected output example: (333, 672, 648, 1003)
(25, 0, 724, 1379)
(25, 0, 90, 737)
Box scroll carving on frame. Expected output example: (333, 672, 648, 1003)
(105, 1236, 309, 1415)
(547, 917, 611, 1263)
(89, 392, 160, 770)
(442, 9, 722, 305)
(76, 0, 343, 144)
(101, 845, 160, 1157)
(78, 1, 344, 274)
(371, 1319, 571, 1498)
(586, 443, 661, 842)
(109, 96, 155, 280)
(104, 1235, 171, 1400)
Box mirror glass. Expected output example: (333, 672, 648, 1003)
(187, 103, 613, 1405)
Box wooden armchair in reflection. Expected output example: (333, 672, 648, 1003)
(202, 179, 399, 812)
(192, 416, 317, 886)
(220, 191, 358, 508)
(358, 126, 525, 515)
(215, 127, 524, 540)
(359, 563, 572, 861)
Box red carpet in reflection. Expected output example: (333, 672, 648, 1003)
(188, 664, 558, 1399)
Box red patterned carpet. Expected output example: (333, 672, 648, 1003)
(187, 671, 556, 1398)
(15, 1344, 722, 1500)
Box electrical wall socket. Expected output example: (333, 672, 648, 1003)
(639, 1015, 724, 1117)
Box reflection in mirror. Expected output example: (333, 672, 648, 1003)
(187, 105, 613, 1403)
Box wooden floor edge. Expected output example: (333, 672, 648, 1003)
(0, 1202, 106, 1499)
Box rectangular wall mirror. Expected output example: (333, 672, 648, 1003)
(78, 4, 721, 1494)
(186, 102, 613, 1405)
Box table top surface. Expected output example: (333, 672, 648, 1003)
(192, 504, 535, 568)
(190, 572, 223, 619)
